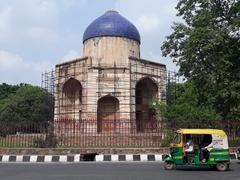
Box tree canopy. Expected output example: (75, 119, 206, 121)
(0, 84, 53, 123)
(161, 0, 240, 119)
(153, 81, 221, 128)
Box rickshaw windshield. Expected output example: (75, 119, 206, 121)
(173, 133, 181, 144)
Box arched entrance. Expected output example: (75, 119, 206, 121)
(135, 77, 158, 132)
(97, 96, 119, 133)
(62, 78, 82, 119)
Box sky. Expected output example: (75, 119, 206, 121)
(0, 0, 180, 85)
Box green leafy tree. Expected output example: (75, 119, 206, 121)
(153, 82, 221, 128)
(0, 83, 25, 109)
(0, 85, 53, 123)
(161, 0, 240, 119)
(0, 83, 21, 99)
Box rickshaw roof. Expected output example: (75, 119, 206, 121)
(176, 129, 226, 137)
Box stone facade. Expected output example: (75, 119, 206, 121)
(54, 11, 166, 134)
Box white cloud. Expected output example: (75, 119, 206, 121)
(61, 50, 80, 62)
(0, 6, 12, 40)
(27, 27, 58, 43)
(60, 0, 86, 9)
(136, 15, 160, 33)
(13, 0, 59, 26)
(0, 0, 60, 43)
(0, 50, 53, 85)
(0, 50, 23, 69)
(0, 0, 85, 85)
(0, 6, 11, 30)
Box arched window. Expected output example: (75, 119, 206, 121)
(135, 77, 158, 132)
(62, 78, 82, 119)
(97, 96, 119, 133)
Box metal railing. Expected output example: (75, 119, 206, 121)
(0, 119, 239, 148)
(0, 119, 164, 148)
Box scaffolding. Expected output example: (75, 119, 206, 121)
(40, 57, 182, 146)
(41, 58, 179, 123)
(41, 70, 55, 121)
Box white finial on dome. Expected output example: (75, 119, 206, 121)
(106, 10, 119, 13)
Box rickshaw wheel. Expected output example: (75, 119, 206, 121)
(164, 161, 175, 170)
(216, 162, 228, 171)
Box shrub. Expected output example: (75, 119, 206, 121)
(161, 130, 174, 147)
(33, 133, 58, 148)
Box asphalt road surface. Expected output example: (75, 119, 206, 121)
(0, 161, 240, 180)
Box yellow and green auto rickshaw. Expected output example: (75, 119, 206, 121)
(163, 129, 230, 171)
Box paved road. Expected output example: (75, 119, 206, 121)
(0, 161, 239, 180)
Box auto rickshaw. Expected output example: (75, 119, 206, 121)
(163, 129, 230, 171)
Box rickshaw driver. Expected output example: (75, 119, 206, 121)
(200, 139, 214, 162)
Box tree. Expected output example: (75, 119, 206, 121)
(0, 85, 53, 123)
(153, 81, 221, 128)
(0, 83, 21, 99)
(0, 83, 24, 110)
(161, 0, 240, 119)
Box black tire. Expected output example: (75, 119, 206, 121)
(216, 162, 228, 171)
(164, 161, 175, 170)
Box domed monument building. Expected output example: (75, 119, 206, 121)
(54, 11, 166, 135)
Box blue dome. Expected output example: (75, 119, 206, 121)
(83, 11, 141, 43)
